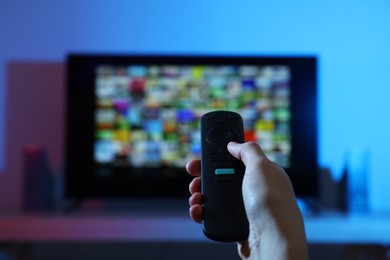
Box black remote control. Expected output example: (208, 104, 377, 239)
(200, 110, 249, 242)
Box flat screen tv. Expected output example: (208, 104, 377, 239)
(66, 54, 317, 199)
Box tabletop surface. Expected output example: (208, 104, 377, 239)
(1, 211, 390, 244)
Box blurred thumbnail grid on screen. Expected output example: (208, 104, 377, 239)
(94, 64, 291, 169)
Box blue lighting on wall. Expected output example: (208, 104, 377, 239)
(0, 0, 389, 211)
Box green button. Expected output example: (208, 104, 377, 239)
(215, 168, 235, 175)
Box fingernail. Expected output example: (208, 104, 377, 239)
(228, 141, 238, 147)
(227, 141, 239, 151)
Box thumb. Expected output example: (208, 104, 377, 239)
(227, 142, 267, 167)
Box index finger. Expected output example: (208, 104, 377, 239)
(186, 159, 201, 177)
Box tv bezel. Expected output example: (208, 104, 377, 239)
(65, 54, 318, 199)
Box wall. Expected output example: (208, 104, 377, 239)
(1, 62, 65, 212)
(0, 0, 389, 212)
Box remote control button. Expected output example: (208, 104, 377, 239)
(215, 168, 235, 175)
(215, 168, 235, 181)
(228, 113, 238, 119)
(205, 126, 239, 145)
(204, 114, 216, 120)
(216, 118, 227, 123)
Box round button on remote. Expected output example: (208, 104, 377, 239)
(206, 126, 239, 145)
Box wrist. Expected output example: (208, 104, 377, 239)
(240, 217, 308, 260)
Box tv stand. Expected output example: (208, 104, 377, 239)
(1, 211, 390, 259)
(60, 198, 189, 217)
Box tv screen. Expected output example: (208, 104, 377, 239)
(66, 54, 317, 198)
